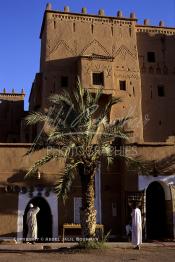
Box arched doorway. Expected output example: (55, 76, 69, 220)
(146, 182, 166, 240)
(23, 197, 52, 241)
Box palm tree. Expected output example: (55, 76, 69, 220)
(25, 79, 130, 238)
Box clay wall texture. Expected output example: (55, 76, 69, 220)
(0, 144, 64, 186)
(36, 9, 175, 144)
(0, 93, 25, 143)
(38, 10, 144, 142)
(1, 7, 175, 239)
(137, 28, 175, 142)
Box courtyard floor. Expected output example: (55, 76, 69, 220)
(0, 242, 175, 262)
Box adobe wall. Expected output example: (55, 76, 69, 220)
(135, 142, 175, 162)
(135, 143, 175, 238)
(0, 191, 18, 237)
(128, 142, 175, 189)
(0, 144, 64, 186)
(136, 26, 175, 142)
(0, 92, 25, 143)
(0, 143, 130, 238)
(37, 10, 144, 142)
(0, 143, 79, 238)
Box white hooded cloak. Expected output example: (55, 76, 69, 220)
(27, 207, 40, 240)
(131, 207, 142, 246)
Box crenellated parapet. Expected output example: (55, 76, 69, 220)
(44, 3, 137, 19)
(137, 18, 175, 35)
(40, 6, 138, 39)
(136, 24, 175, 35)
(0, 89, 25, 101)
(42, 3, 175, 36)
(38, 4, 175, 144)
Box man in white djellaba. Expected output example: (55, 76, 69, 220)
(131, 201, 142, 250)
(26, 203, 40, 243)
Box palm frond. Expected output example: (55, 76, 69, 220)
(25, 140, 48, 155)
(55, 161, 82, 201)
(49, 93, 74, 108)
(25, 152, 58, 178)
(93, 88, 103, 105)
(101, 144, 113, 165)
(100, 96, 122, 119)
(25, 78, 144, 202)
(90, 116, 107, 145)
(55, 171, 75, 202)
(126, 156, 153, 175)
(77, 77, 85, 111)
(25, 112, 47, 125)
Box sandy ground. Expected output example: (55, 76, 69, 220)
(0, 243, 175, 262)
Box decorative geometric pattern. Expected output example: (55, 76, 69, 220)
(114, 45, 137, 60)
(116, 73, 140, 80)
(80, 39, 111, 56)
(47, 39, 75, 58)
(105, 66, 112, 77)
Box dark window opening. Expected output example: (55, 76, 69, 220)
(147, 52, 156, 63)
(92, 72, 104, 86)
(91, 24, 94, 34)
(111, 26, 113, 36)
(61, 76, 68, 88)
(73, 22, 76, 32)
(54, 21, 56, 29)
(119, 80, 126, 91)
(34, 105, 40, 111)
(157, 85, 165, 97)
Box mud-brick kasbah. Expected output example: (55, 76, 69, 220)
(0, 2, 175, 242)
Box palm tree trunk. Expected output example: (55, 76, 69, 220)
(79, 165, 96, 238)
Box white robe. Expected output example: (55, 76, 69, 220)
(131, 208, 142, 246)
(27, 207, 40, 240)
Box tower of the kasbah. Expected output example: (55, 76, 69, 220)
(0, 3, 175, 242)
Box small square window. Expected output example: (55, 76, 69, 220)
(147, 52, 156, 63)
(157, 85, 165, 97)
(61, 76, 68, 88)
(119, 80, 126, 91)
(92, 72, 104, 86)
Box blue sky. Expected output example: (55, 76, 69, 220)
(0, 0, 175, 110)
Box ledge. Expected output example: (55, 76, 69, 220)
(131, 142, 175, 147)
(0, 143, 32, 148)
(136, 25, 175, 35)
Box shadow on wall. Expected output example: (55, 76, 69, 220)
(0, 188, 18, 215)
(7, 169, 28, 183)
(0, 232, 17, 238)
(154, 154, 175, 176)
(0, 99, 25, 143)
(6, 169, 57, 186)
(132, 153, 175, 177)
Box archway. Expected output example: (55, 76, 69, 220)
(146, 182, 166, 239)
(23, 197, 52, 241)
